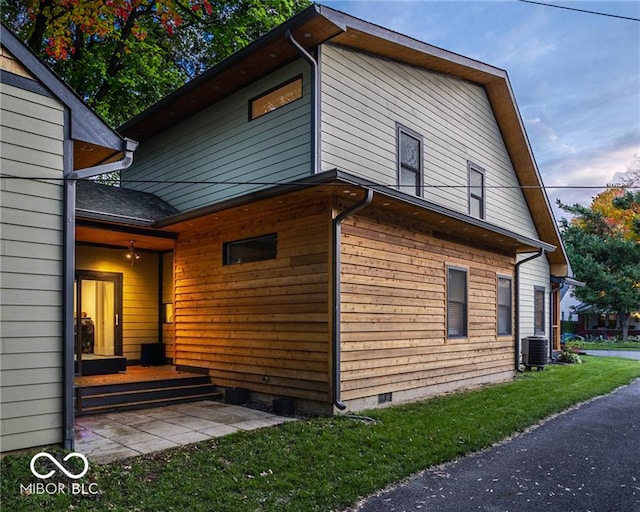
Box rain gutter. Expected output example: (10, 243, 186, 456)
(514, 249, 546, 373)
(63, 138, 138, 450)
(285, 29, 320, 175)
(331, 189, 374, 410)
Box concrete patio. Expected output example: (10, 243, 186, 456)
(75, 400, 296, 463)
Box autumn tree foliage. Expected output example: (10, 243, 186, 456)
(559, 186, 640, 340)
(2, 0, 309, 125)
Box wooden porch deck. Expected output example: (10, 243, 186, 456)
(74, 366, 220, 414)
(75, 365, 201, 388)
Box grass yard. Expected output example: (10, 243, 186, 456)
(3, 356, 640, 512)
(567, 339, 640, 351)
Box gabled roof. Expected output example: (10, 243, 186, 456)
(0, 24, 128, 169)
(76, 180, 179, 226)
(118, 3, 568, 275)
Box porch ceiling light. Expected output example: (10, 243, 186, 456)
(126, 240, 140, 265)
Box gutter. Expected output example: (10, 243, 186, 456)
(331, 189, 374, 410)
(70, 138, 138, 180)
(62, 137, 137, 451)
(285, 29, 320, 175)
(514, 249, 546, 373)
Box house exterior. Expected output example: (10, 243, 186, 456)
(0, 26, 136, 452)
(1, 5, 574, 452)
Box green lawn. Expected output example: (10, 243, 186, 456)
(567, 339, 640, 351)
(3, 356, 640, 512)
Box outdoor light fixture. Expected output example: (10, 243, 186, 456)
(125, 240, 140, 265)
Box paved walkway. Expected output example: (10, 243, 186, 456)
(585, 350, 640, 360)
(75, 400, 295, 463)
(355, 379, 640, 512)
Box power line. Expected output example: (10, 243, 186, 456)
(1, 175, 639, 189)
(517, 0, 640, 22)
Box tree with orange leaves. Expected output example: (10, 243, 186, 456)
(559, 185, 640, 340)
(2, 0, 309, 125)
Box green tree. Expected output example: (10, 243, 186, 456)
(1, 0, 310, 126)
(559, 191, 640, 340)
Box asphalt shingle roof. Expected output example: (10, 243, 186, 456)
(76, 180, 179, 224)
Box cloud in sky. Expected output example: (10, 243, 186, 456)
(325, 0, 640, 214)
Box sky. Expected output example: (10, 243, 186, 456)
(323, 0, 640, 221)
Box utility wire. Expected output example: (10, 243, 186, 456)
(1, 175, 638, 189)
(517, 0, 640, 22)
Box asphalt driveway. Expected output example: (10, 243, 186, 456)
(355, 377, 640, 512)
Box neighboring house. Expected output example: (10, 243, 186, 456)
(561, 295, 640, 338)
(0, 26, 136, 452)
(1, 4, 576, 452)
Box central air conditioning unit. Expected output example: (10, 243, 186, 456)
(521, 336, 549, 371)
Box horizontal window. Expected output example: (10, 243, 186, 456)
(223, 233, 277, 265)
(249, 77, 302, 120)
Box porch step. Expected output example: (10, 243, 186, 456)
(76, 376, 221, 415)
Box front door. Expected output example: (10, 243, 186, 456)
(74, 270, 123, 375)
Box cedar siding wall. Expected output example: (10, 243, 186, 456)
(320, 44, 539, 239)
(0, 82, 65, 451)
(123, 59, 312, 211)
(173, 192, 330, 406)
(75, 246, 160, 361)
(339, 212, 515, 406)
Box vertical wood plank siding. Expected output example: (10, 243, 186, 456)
(0, 83, 65, 451)
(122, 60, 312, 211)
(339, 212, 515, 403)
(173, 193, 331, 402)
(75, 246, 160, 361)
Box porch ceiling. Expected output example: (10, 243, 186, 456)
(76, 223, 176, 251)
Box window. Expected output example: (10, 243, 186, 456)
(534, 286, 546, 334)
(162, 303, 174, 324)
(447, 267, 468, 337)
(249, 77, 302, 120)
(468, 163, 485, 219)
(223, 233, 277, 265)
(497, 276, 512, 335)
(397, 124, 423, 196)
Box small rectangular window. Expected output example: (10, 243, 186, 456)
(249, 77, 302, 120)
(534, 286, 546, 334)
(497, 277, 512, 335)
(447, 267, 468, 338)
(223, 233, 277, 265)
(468, 162, 485, 219)
(397, 124, 423, 196)
(162, 303, 174, 324)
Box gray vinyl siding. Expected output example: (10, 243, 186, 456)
(320, 44, 539, 239)
(0, 82, 65, 452)
(123, 59, 312, 211)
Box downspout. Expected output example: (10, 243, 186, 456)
(285, 29, 319, 175)
(332, 190, 374, 410)
(514, 248, 546, 373)
(62, 137, 138, 451)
